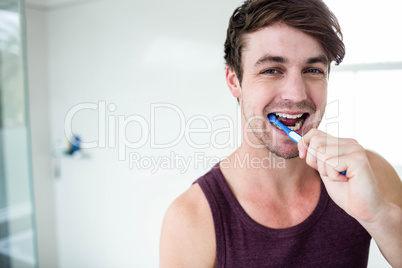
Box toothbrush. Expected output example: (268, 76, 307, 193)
(268, 114, 302, 143)
(268, 114, 346, 175)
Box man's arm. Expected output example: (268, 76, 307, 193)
(366, 150, 402, 207)
(363, 150, 402, 267)
(159, 183, 216, 268)
(298, 129, 402, 267)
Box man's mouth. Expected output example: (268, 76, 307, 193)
(269, 112, 308, 131)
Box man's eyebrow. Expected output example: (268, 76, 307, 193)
(307, 55, 329, 66)
(254, 55, 287, 67)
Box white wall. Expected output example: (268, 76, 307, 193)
(25, 0, 400, 267)
(45, 1, 240, 267)
(26, 7, 59, 268)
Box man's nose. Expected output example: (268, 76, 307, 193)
(279, 73, 307, 102)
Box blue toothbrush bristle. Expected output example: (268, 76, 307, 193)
(268, 114, 278, 127)
(267, 113, 347, 176)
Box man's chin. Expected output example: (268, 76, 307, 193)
(273, 152, 299, 160)
(266, 146, 299, 160)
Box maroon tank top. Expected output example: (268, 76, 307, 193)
(195, 164, 371, 268)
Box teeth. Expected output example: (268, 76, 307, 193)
(273, 124, 282, 130)
(288, 120, 303, 131)
(275, 113, 304, 119)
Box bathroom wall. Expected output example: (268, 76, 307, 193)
(26, 7, 58, 268)
(29, 0, 240, 267)
(25, 0, 400, 267)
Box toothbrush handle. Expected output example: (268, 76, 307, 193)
(268, 114, 347, 176)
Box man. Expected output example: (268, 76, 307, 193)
(160, 0, 402, 267)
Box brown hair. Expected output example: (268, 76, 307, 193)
(224, 0, 345, 84)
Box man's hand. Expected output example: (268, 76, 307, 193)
(298, 128, 383, 222)
(298, 128, 402, 267)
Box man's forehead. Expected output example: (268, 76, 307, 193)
(253, 54, 329, 67)
(241, 23, 328, 66)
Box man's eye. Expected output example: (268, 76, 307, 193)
(262, 69, 278, 74)
(306, 68, 324, 74)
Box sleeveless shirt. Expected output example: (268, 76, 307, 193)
(195, 164, 371, 268)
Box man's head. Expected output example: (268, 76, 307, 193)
(224, 0, 345, 85)
(224, 0, 345, 158)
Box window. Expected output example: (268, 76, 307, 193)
(321, 0, 402, 166)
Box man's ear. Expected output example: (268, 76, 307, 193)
(225, 67, 242, 99)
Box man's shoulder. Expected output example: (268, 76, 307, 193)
(365, 149, 400, 181)
(164, 183, 211, 226)
(160, 183, 216, 267)
(366, 149, 402, 206)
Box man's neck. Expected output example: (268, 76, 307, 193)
(220, 144, 320, 198)
(219, 144, 322, 228)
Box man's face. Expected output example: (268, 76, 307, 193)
(232, 23, 328, 158)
